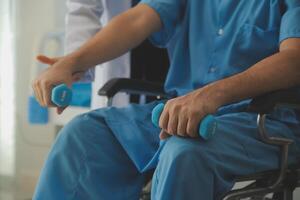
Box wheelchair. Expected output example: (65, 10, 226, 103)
(98, 78, 300, 200)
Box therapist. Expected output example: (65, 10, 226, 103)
(33, 0, 300, 199)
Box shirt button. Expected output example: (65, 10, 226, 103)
(209, 67, 217, 73)
(217, 28, 224, 36)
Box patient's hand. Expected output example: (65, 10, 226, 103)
(33, 55, 84, 114)
(159, 85, 223, 139)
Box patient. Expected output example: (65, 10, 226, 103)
(33, 0, 300, 199)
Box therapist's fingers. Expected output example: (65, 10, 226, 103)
(37, 55, 60, 65)
(159, 130, 171, 140)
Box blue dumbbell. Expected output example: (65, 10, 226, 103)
(152, 103, 217, 140)
(51, 84, 72, 107)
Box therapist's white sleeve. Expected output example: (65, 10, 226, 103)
(65, 0, 104, 82)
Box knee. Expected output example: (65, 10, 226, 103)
(59, 113, 89, 141)
(160, 137, 208, 168)
(55, 111, 106, 151)
(49, 114, 85, 155)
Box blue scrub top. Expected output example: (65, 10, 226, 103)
(140, 0, 300, 97)
(104, 0, 300, 171)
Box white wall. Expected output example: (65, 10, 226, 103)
(14, 0, 65, 198)
(0, 0, 15, 177)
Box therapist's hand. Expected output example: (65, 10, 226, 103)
(33, 55, 83, 114)
(159, 85, 223, 139)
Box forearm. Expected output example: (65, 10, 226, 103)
(66, 4, 161, 73)
(207, 48, 300, 107)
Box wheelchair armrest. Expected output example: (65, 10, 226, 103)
(224, 88, 300, 199)
(247, 87, 300, 149)
(246, 87, 300, 191)
(248, 87, 300, 114)
(98, 78, 172, 99)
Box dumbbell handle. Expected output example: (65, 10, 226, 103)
(51, 84, 72, 107)
(151, 103, 217, 140)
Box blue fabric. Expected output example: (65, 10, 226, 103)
(280, 0, 300, 42)
(140, 0, 300, 109)
(34, 105, 300, 200)
(34, 1, 300, 199)
(34, 112, 146, 199)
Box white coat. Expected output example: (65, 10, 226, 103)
(65, 0, 131, 109)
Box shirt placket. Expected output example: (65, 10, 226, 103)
(205, 0, 226, 84)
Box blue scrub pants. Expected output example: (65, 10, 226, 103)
(33, 103, 300, 200)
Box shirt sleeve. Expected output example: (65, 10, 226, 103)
(139, 0, 186, 47)
(279, 0, 300, 43)
(65, 0, 104, 82)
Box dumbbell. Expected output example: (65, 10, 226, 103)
(151, 103, 217, 140)
(51, 84, 72, 107)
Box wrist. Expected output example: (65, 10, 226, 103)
(201, 81, 229, 112)
(64, 53, 85, 73)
